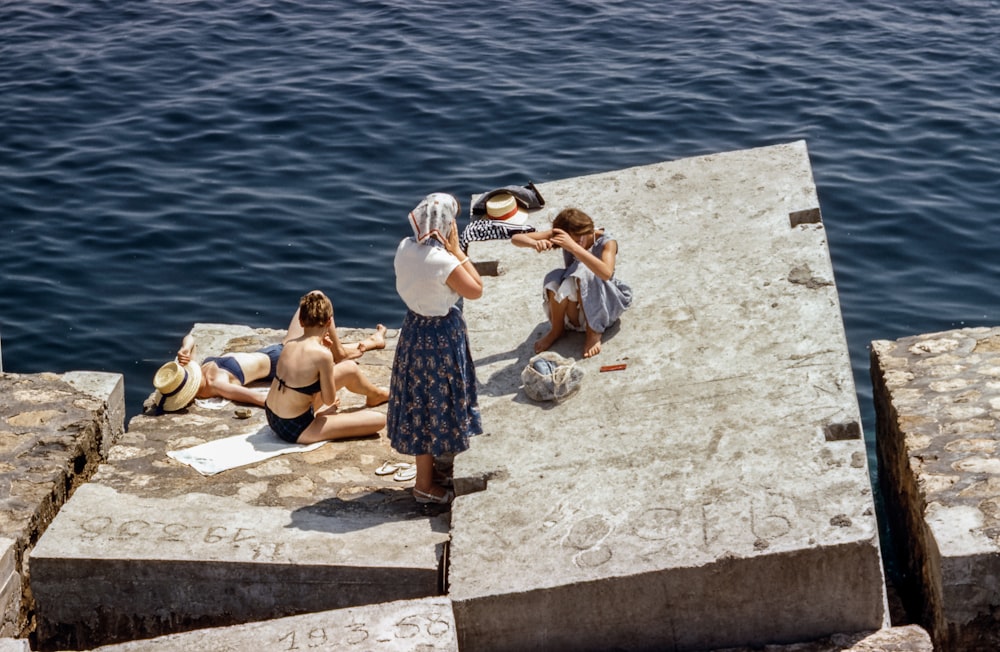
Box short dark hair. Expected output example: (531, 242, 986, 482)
(552, 208, 594, 235)
(298, 291, 333, 328)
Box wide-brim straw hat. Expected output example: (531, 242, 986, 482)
(485, 192, 530, 226)
(151, 359, 202, 413)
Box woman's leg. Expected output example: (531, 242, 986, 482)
(333, 360, 390, 407)
(413, 453, 452, 502)
(357, 324, 387, 353)
(296, 405, 385, 444)
(283, 307, 305, 343)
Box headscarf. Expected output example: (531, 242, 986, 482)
(408, 192, 459, 244)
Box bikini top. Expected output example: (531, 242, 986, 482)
(203, 355, 246, 385)
(274, 374, 321, 396)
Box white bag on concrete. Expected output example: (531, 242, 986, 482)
(521, 351, 584, 402)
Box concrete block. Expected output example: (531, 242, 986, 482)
(713, 624, 933, 651)
(1, 372, 116, 639)
(450, 142, 886, 651)
(28, 325, 449, 650)
(872, 327, 1000, 651)
(0, 539, 20, 638)
(87, 597, 457, 651)
(30, 483, 446, 649)
(62, 371, 125, 456)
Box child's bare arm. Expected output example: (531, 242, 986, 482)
(552, 231, 617, 280)
(512, 229, 555, 251)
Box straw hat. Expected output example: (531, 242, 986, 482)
(151, 360, 203, 413)
(486, 192, 530, 226)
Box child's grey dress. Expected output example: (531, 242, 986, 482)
(541, 230, 633, 333)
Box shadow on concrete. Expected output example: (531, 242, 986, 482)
(286, 491, 452, 535)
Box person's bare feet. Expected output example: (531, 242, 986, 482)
(534, 328, 562, 354)
(358, 324, 387, 353)
(366, 386, 390, 407)
(583, 328, 603, 358)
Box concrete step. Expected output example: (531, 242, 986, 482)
(84, 597, 457, 651)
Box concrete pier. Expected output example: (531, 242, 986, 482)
(8, 142, 939, 650)
(451, 141, 887, 650)
(872, 327, 1000, 651)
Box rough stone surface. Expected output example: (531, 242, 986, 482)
(0, 371, 122, 639)
(872, 327, 1000, 651)
(29, 324, 451, 650)
(0, 539, 19, 638)
(449, 141, 887, 651)
(86, 597, 457, 651)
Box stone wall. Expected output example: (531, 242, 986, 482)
(872, 328, 1000, 651)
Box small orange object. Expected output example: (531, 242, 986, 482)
(600, 364, 627, 372)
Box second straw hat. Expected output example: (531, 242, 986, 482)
(485, 192, 530, 226)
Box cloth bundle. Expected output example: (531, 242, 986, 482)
(521, 351, 584, 402)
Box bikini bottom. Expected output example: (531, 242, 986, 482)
(265, 403, 314, 443)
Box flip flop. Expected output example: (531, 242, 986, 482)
(375, 461, 410, 476)
(393, 466, 417, 482)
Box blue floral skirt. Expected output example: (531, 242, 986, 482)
(387, 307, 482, 456)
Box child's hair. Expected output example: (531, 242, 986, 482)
(552, 208, 595, 235)
(298, 291, 333, 328)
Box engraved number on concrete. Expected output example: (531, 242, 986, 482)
(275, 612, 450, 649)
(77, 516, 276, 553)
(394, 612, 452, 638)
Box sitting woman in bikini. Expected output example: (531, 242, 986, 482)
(264, 290, 387, 444)
(175, 300, 388, 409)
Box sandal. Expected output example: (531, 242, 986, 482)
(413, 488, 454, 505)
(393, 466, 417, 482)
(375, 461, 410, 476)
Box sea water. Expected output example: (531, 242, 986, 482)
(2, 0, 998, 532)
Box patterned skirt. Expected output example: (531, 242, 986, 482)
(387, 307, 482, 457)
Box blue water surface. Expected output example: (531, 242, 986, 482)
(2, 1, 998, 480)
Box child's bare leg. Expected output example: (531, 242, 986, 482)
(334, 360, 389, 407)
(357, 324, 387, 353)
(577, 285, 601, 357)
(583, 328, 603, 358)
(535, 290, 567, 354)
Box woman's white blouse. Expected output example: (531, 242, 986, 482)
(394, 237, 461, 316)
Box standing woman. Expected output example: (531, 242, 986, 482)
(388, 193, 484, 504)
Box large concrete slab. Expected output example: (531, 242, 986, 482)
(449, 142, 887, 650)
(29, 324, 450, 650)
(872, 327, 1000, 651)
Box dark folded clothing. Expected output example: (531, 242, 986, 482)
(470, 181, 545, 216)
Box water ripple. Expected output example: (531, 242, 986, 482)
(1, 0, 998, 429)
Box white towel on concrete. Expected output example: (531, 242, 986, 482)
(167, 427, 327, 476)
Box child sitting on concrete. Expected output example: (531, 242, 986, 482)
(511, 207, 632, 358)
